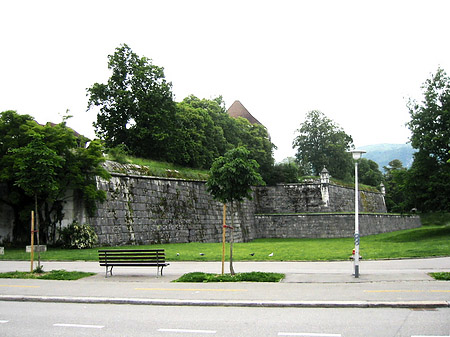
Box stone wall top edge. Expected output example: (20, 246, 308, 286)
(109, 172, 207, 184)
(255, 183, 383, 195)
(254, 213, 418, 218)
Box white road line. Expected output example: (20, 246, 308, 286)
(278, 333, 341, 337)
(0, 320, 9, 323)
(53, 323, 104, 329)
(158, 328, 217, 334)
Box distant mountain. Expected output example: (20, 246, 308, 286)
(359, 143, 416, 170)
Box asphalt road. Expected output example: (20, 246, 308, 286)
(1, 302, 449, 337)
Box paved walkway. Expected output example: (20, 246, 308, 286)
(0, 258, 449, 308)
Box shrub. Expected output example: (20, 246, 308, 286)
(61, 221, 98, 249)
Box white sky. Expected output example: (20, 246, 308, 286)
(1, 0, 449, 162)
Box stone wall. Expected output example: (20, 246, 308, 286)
(0, 164, 420, 245)
(86, 173, 255, 246)
(254, 183, 387, 214)
(254, 213, 421, 239)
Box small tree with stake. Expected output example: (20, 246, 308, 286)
(12, 135, 64, 270)
(206, 147, 264, 275)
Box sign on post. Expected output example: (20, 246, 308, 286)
(26, 245, 47, 253)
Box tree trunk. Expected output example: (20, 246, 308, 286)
(229, 202, 235, 276)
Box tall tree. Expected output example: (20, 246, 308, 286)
(383, 159, 409, 213)
(292, 110, 354, 181)
(87, 44, 176, 161)
(173, 96, 228, 168)
(407, 67, 450, 164)
(206, 147, 264, 275)
(406, 67, 450, 211)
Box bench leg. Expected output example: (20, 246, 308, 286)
(105, 265, 113, 278)
(156, 265, 165, 278)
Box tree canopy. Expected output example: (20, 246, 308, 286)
(404, 67, 450, 212)
(0, 110, 110, 244)
(87, 44, 177, 161)
(206, 147, 264, 204)
(87, 45, 276, 181)
(358, 158, 383, 187)
(292, 110, 354, 181)
(407, 67, 450, 164)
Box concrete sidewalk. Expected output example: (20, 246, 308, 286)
(0, 258, 449, 308)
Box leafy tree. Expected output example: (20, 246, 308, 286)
(12, 134, 64, 261)
(358, 158, 383, 187)
(174, 95, 276, 179)
(0, 111, 110, 244)
(407, 67, 450, 164)
(0, 111, 41, 241)
(87, 44, 176, 161)
(206, 147, 264, 275)
(405, 67, 450, 211)
(406, 151, 450, 212)
(293, 110, 354, 181)
(233, 118, 275, 183)
(265, 157, 301, 185)
(383, 160, 409, 212)
(173, 97, 227, 168)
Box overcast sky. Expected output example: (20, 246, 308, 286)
(1, 0, 449, 162)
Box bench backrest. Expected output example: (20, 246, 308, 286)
(98, 249, 166, 265)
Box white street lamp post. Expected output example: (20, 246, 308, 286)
(350, 150, 365, 278)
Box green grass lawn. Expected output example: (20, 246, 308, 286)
(1, 225, 449, 262)
(0, 270, 95, 280)
(174, 272, 285, 282)
(429, 272, 450, 281)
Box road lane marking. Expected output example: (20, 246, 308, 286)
(136, 287, 247, 292)
(0, 285, 40, 288)
(278, 333, 341, 337)
(158, 328, 216, 334)
(365, 289, 450, 293)
(0, 320, 9, 323)
(53, 323, 104, 329)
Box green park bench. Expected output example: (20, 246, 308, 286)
(98, 249, 169, 278)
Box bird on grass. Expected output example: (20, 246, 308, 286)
(199, 253, 205, 256)
(268, 252, 274, 257)
(249, 253, 255, 256)
(176, 253, 180, 256)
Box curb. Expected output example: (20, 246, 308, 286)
(1, 295, 449, 309)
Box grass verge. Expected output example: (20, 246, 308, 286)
(1, 225, 449, 262)
(106, 155, 209, 181)
(0, 270, 95, 280)
(173, 271, 285, 282)
(429, 272, 450, 281)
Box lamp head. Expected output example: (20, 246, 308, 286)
(350, 150, 366, 160)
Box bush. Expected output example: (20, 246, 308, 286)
(61, 222, 98, 249)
